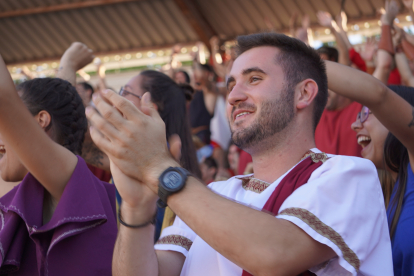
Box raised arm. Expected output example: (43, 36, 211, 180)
(373, 0, 399, 83)
(325, 60, 414, 160)
(296, 14, 311, 45)
(317, 11, 350, 65)
(289, 12, 298, 38)
(395, 51, 414, 86)
(394, 27, 414, 86)
(0, 55, 77, 201)
(56, 42, 94, 86)
(360, 37, 378, 75)
(289, 13, 311, 45)
(335, 11, 353, 50)
(55, 43, 111, 171)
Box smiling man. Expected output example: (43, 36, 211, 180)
(87, 33, 392, 276)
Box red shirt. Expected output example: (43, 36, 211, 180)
(87, 164, 112, 182)
(315, 102, 362, 157)
(388, 68, 401, 85)
(349, 48, 366, 72)
(238, 150, 253, 175)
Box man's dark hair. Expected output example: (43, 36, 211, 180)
(78, 82, 94, 94)
(317, 46, 339, 63)
(236, 33, 328, 130)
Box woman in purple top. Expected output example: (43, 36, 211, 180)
(0, 51, 117, 274)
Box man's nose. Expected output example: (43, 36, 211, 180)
(227, 83, 248, 106)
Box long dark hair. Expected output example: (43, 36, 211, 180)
(17, 78, 88, 155)
(139, 70, 201, 178)
(384, 85, 414, 239)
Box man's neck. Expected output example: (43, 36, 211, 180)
(249, 129, 316, 184)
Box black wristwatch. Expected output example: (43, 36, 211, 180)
(157, 167, 190, 208)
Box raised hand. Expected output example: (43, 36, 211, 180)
(382, 0, 399, 25)
(302, 14, 310, 29)
(361, 37, 378, 62)
(57, 42, 94, 85)
(60, 42, 94, 72)
(317, 11, 333, 28)
(336, 11, 348, 31)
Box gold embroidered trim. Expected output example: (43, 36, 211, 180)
(235, 150, 328, 194)
(236, 175, 271, 193)
(156, 235, 193, 251)
(279, 207, 360, 272)
(301, 151, 329, 163)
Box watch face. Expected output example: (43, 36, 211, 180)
(163, 171, 182, 190)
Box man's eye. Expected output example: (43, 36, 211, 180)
(251, 77, 261, 82)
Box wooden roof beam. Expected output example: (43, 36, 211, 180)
(0, 0, 141, 18)
(172, 0, 217, 51)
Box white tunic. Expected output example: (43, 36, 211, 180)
(155, 149, 393, 276)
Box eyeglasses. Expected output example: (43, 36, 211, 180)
(356, 106, 371, 123)
(119, 87, 142, 100)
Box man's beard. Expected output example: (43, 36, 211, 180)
(231, 85, 295, 150)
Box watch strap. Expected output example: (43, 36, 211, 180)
(157, 167, 190, 208)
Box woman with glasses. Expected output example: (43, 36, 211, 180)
(325, 60, 414, 276)
(119, 70, 200, 179)
(118, 70, 201, 241)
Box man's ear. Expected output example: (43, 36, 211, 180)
(296, 79, 318, 111)
(35, 110, 52, 130)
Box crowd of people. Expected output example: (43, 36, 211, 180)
(0, 0, 414, 275)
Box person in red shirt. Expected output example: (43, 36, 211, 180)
(315, 97, 362, 157)
(315, 46, 362, 156)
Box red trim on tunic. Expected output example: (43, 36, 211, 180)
(241, 152, 328, 276)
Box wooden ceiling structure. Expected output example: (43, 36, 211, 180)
(0, 0, 408, 65)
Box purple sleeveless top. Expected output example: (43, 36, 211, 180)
(0, 156, 117, 275)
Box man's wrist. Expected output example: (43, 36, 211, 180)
(143, 158, 181, 194)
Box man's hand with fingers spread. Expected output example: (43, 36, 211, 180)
(85, 90, 179, 200)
